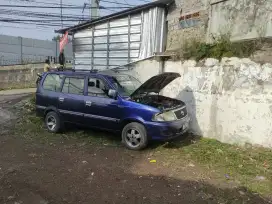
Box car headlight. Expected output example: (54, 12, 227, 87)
(152, 111, 176, 121)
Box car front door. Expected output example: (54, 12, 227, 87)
(58, 75, 86, 124)
(83, 76, 122, 131)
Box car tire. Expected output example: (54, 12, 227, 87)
(122, 122, 148, 150)
(45, 111, 62, 133)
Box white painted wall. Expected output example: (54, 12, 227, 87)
(162, 58, 272, 147)
(208, 0, 272, 41)
(121, 59, 161, 83)
(128, 57, 272, 148)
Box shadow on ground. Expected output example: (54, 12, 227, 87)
(64, 124, 199, 151)
(63, 124, 121, 143)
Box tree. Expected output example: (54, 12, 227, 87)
(52, 35, 61, 41)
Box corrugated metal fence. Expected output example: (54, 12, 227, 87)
(0, 34, 73, 66)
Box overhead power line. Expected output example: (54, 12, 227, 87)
(3, 0, 90, 7)
(0, 9, 89, 19)
(0, 4, 132, 9)
(3, 0, 93, 7)
(100, 0, 135, 6)
(0, 24, 61, 31)
(0, 23, 72, 28)
(0, 18, 96, 22)
(0, 20, 74, 27)
(135, 0, 151, 2)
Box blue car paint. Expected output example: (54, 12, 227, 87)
(36, 71, 189, 141)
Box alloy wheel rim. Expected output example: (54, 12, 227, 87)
(47, 115, 57, 131)
(125, 128, 141, 148)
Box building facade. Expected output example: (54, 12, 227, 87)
(57, 0, 172, 70)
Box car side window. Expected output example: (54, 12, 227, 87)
(42, 74, 64, 92)
(62, 77, 85, 95)
(88, 77, 108, 97)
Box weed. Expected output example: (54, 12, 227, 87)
(11, 99, 272, 197)
(13, 100, 120, 147)
(0, 84, 36, 91)
(154, 136, 272, 195)
(180, 34, 263, 61)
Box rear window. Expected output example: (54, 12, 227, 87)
(42, 74, 64, 92)
(62, 77, 85, 95)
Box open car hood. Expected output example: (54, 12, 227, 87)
(130, 72, 181, 97)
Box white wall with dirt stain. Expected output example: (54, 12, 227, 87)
(120, 59, 162, 83)
(208, 0, 272, 41)
(161, 58, 272, 148)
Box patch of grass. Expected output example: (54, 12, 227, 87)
(0, 84, 36, 91)
(12, 98, 120, 147)
(11, 99, 272, 197)
(154, 136, 272, 196)
(180, 35, 263, 61)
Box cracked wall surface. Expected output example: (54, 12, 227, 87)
(166, 0, 272, 52)
(208, 0, 272, 41)
(0, 64, 44, 89)
(162, 58, 272, 147)
(166, 0, 209, 50)
(125, 57, 272, 147)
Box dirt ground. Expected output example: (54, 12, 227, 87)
(0, 94, 271, 204)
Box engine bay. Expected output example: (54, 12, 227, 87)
(132, 94, 185, 111)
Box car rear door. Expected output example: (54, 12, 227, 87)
(83, 75, 122, 131)
(58, 75, 86, 124)
(36, 73, 64, 115)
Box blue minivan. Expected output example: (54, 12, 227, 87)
(36, 70, 189, 150)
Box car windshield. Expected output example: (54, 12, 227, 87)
(109, 74, 142, 96)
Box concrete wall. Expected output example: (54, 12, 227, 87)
(0, 34, 73, 66)
(0, 63, 73, 89)
(0, 64, 44, 89)
(208, 0, 272, 41)
(120, 59, 162, 83)
(161, 58, 272, 147)
(166, 0, 272, 50)
(128, 57, 272, 148)
(166, 0, 209, 50)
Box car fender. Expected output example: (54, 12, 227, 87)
(44, 106, 61, 117)
(120, 116, 146, 126)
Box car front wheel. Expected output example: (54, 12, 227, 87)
(122, 122, 148, 150)
(45, 111, 62, 133)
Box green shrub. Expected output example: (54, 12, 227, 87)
(180, 35, 263, 61)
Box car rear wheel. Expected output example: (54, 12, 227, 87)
(122, 122, 148, 150)
(45, 111, 62, 133)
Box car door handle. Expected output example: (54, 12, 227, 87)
(59, 97, 64, 102)
(85, 101, 92, 106)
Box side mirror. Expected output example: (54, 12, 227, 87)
(108, 89, 118, 99)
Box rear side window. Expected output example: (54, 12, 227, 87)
(42, 74, 64, 92)
(62, 77, 85, 95)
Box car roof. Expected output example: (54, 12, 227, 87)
(47, 69, 129, 79)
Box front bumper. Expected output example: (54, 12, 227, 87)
(145, 116, 190, 141)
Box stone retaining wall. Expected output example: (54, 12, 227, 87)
(0, 64, 44, 89)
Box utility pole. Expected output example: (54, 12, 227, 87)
(60, 0, 63, 28)
(80, 3, 87, 24)
(59, 0, 63, 66)
(90, 0, 99, 19)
